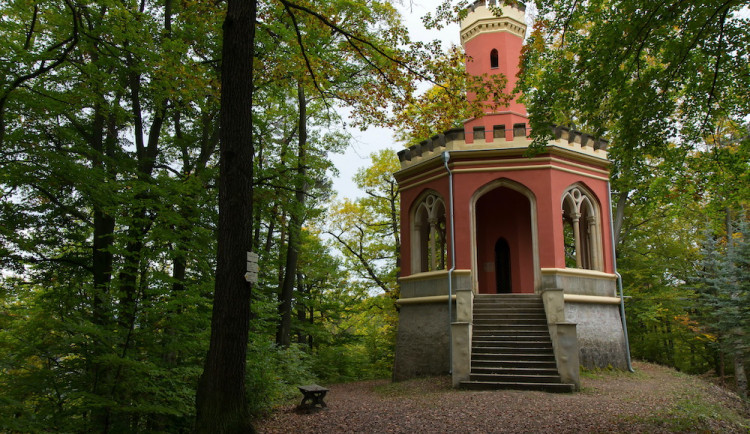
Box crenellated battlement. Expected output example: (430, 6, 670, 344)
(549, 125, 609, 151)
(397, 125, 609, 169)
(468, 0, 526, 13)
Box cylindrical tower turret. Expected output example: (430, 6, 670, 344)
(461, 0, 528, 142)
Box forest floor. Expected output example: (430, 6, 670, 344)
(256, 361, 749, 433)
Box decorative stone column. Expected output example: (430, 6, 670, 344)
(428, 217, 438, 270)
(571, 212, 582, 268)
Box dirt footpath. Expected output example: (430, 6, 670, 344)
(256, 362, 749, 433)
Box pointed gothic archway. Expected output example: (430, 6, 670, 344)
(471, 179, 539, 294)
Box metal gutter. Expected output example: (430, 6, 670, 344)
(443, 151, 457, 374)
(607, 181, 634, 372)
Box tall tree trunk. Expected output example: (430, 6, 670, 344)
(89, 102, 118, 434)
(195, 0, 256, 431)
(117, 95, 166, 329)
(277, 83, 307, 348)
(296, 271, 307, 345)
(734, 352, 747, 398)
(612, 189, 629, 248)
(664, 319, 675, 366)
(91, 102, 116, 325)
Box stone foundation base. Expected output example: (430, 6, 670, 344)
(392, 302, 453, 381)
(542, 268, 629, 369)
(565, 302, 628, 369)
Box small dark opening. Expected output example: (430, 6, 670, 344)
(513, 123, 527, 137)
(493, 125, 506, 138)
(490, 49, 499, 69)
(495, 238, 511, 293)
(473, 126, 485, 140)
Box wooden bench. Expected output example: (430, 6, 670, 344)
(297, 384, 329, 410)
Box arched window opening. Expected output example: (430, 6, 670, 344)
(562, 214, 577, 268)
(412, 192, 447, 273)
(490, 49, 499, 69)
(561, 186, 601, 270)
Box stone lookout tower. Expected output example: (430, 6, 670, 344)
(392, 0, 630, 390)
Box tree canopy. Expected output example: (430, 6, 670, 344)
(519, 0, 750, 155)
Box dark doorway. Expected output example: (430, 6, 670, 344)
(495, 238, 511, 293)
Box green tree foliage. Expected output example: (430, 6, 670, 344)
(616, 194, 710, 373)
(0, 0, 467, 431)
(1, 0, 222, 430)
(693, 219, 750, 397)
(323, 150, 401, 383)
(614, 122, 748, 388)
(327, 149, 401, 296)
(520, 0, 750, 153)
(513, 0, 749, 385)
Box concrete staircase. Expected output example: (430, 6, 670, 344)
(459, 294, 575, 393)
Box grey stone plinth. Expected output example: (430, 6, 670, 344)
(565, 302, 627, 369)
(393, 302, 453, 381)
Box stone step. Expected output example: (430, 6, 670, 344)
(473, 312, 545, 318)
(472, 359, 558, 369)
(473, 323, 548, 330)
(472, 345, 554, 354)
(474, 298, 544, 306)
(473, 312, 547, 318)
(472, 335, 552, 343)
(474, 328, 549, 334)
(473, 322, 548, 328)
(473, 324, 548, 330)
(469, 373, 563, 383)
(473, 331, 550, 338)
(470, 366, 560, 375)
(472, 306, 545, 313)
(473, 300, 543, 306)
(466, 294, 570, 393)
(473, 330, 549, 336)
(474, 318, 546, 324)
(472, 352, 556, 362)
(460, 380, 574, 393)
(472, 345, 553, 355)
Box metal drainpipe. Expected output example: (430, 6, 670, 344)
(443, 151, 456, 374)
(607, 181, 634, 372)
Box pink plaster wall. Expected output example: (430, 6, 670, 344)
(475, 187, 533, 293)
(398, 158, 614, 281)
(464, 31, 525, 115)
(462, 27, 528, 144)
